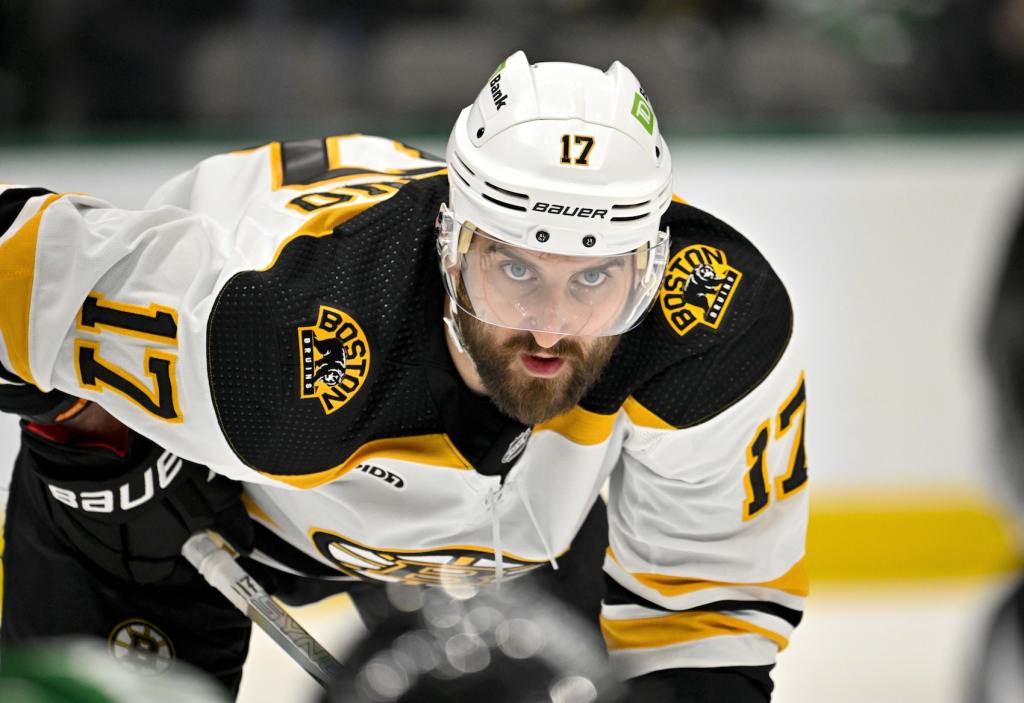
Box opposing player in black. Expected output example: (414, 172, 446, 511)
(971, 190, 1024, 703)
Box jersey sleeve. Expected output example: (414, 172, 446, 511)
(0, 183, 260, 479)
(0, 187, 75, 421)
(0, 136, 445, 483)
(602, 206, 808, 681)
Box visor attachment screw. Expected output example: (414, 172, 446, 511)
(535, 230, 550, 243)
(476, 127, 485, 138)
(582, 235, 596, 248)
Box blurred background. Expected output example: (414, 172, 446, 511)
(2, 0, 1024, 137)
(2, 1, 1024, 701)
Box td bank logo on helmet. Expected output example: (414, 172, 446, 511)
(298, 304, 370, 415)
(489, 70, 509, 110)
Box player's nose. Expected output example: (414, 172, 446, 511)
(530, 330, 566, 349)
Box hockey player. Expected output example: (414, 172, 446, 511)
(971, 192, 1024, 703)
(0, 52, 808, 701)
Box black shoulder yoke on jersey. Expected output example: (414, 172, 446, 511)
(583, 200, 793, 427)
(206, 172, 533, 480)
(207, 174, 455, 476)
(206, 180, 793, 477)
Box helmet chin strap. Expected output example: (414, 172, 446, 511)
(443, 295, 470, 355)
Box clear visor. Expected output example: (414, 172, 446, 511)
(439, 216, 670, 337)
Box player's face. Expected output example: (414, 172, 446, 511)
(457, 305, 619, 425)
(461, 237, 632, 337)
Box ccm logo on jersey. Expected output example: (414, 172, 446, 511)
(659, 244, 742, 337)
(532, 202, 607, 219)
(357, 463, 405, 488)
(501, 428, 531, 464)
(298, 304, 371, 414)
(46, 450, 184, 513)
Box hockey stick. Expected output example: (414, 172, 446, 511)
(181, 531, 343, 688)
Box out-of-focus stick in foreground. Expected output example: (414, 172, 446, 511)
(182, 531, 343, 688)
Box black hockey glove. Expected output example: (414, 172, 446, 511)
(0, 382, 84, 423)
(23, 427, 254, 586)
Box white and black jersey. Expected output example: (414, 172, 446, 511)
(0, 135, 807, 682)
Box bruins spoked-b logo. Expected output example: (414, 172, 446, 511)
(298, 305, 370, 414)
(659, 244, 742, 337)
(108, 619, 175, 675)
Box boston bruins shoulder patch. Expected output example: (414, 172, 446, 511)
(659, 244, 742, 337)
(298, 304, 370, 414)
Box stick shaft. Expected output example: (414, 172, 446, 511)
(182, 532, 342, 687)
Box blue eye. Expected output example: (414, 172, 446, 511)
(577, 269, 608, 287)
(502, 261, 533, 281)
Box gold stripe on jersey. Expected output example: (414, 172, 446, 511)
(600, 610, 789, 652)
(391, 140, 426, 160)
(622, 396, 675, 430)
(277, 166, 448, 192)
(671, 193, 688, 205)
(261, 172, 447, 274)
(326, 135, 436, 171)
(0, 193, 61, 386)
(268, 142, 285, 189)
(258, 197, 398, 273)
(269, 137, 446, 192)
(534, 405, 617, 445)
(241, 493, 281, 530)
(259, 433, 472, 489)
(325, 134, 363, 170)
(608, 547, 809, 598)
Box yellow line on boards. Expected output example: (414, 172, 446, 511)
(807, 489, 1022, 582)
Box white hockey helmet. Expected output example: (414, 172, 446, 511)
(439, 51, 673, 338)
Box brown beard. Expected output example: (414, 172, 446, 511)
(457, 307, 620, 425)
